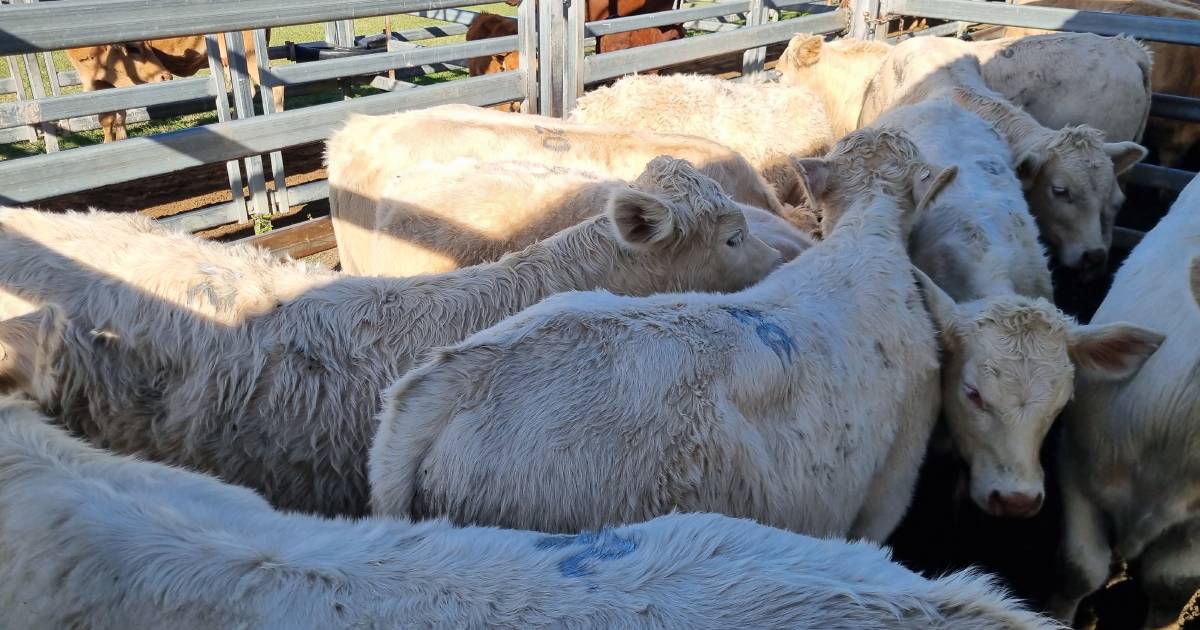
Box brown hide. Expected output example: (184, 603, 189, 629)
(65, 30, 279, 143)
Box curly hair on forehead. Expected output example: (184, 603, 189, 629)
(823, 128, 928, 199)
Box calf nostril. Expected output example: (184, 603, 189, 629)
(1082, 248, 1108, 271)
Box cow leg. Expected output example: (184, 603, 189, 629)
(1139, 522, 1200, 630)
(1049, 460, 1113, 626)
(99, 110, 127, 143)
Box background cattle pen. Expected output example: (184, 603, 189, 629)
(0, 0, 1198, 625)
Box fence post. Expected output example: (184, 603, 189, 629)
(4, 55, 38, 144)
(537, 0, 565, 117)
(562, 0, 585, 115)
(252, 27, 290, 216)
(204, 34, 250, 225)
(519, 0, 539, 114)
(741, 0, 769, 74)
(848, 0, 882, 39)
(224, 31, 272, 225)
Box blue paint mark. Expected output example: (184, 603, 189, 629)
(722, 307, 796, 365)
(535, 530, 637, 578)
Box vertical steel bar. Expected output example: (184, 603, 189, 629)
(224, 31, 271, 221)
(518, 0, 539, 113)
(741, 0, 768, 74)
(4, 55, 37, 143)
(205, 33, 249, 224)
(537, 0, 562, 117)
(252, 28, 289, 215)
(562, 0, 585, 114)
(848, 0, 880, 39)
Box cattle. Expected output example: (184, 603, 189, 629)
(0, 161, 779, 517)
(1006, 0, 1200, 168)
(778, 33, 1151, 145)
(465, 13, 520, 78)
(467, 1, 683, 84)
(873, 94, 1161, 518)
(369, 128, 955, 542)
(329, 157, 809, 277)
(856, 42, 1147, 277)
(0, 395, 1057, 629)
(777, 36, 891, 138)
(327, 104, 788, 275)
(1049, 177, 1200, 629)
(568, 73, 834, 207)
(66, 31, 281, 143)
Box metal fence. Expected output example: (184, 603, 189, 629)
(0, 0, 845, 239)
(0, 0, 1196, 250)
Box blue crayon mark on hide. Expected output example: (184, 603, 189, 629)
(535, 530, 637, 578)
(722, 307, 796, 365)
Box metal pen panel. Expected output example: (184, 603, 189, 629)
(0, 71, 526, 204)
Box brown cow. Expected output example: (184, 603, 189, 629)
(1006, 0, 1200, 169)
(475, 0, 683, 75)
(66, 31, 281, 143)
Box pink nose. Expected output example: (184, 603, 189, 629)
(987, 490, 1043, 518)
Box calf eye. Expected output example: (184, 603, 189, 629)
(964, 384, 986, 410)
(725, 229, 744, 247)
(1051, 185, 1071, 201)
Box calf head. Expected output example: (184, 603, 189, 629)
(466, 13, 520, 77)
(954, 87, 1146, 279)
(793, 128, 958, 236)
(916, 271, 1163, 518)
(603, 156, 783, 294)
(0, 305, 67, 404)
(68, 42, 174, 88)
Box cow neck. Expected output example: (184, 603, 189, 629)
(350, 216, 627, 339)
(487, 215, 635, 301)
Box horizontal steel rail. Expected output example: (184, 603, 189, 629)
(585, 0, 826, 36)
(1151, 94, 1200, 124)
(0, 71, 525, 204)
(884, 0, 1200, 45)
(1128, 162, 1196, 193)
(0, 0, 478, 54)
(268, 35, 516, 86)
(585, 9, 846, 82)
(0, 77, 214, 128)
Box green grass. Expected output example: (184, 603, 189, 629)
(0, 3, 515, 159)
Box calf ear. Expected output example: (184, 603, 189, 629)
(912, 266, 962, 353)
(1014, 150, 1047, 191)
(1068, 322, 1164, 381)
(913, 165, 957, 214)
(792, 158, 831, 209)
(1104, 141, 1147, 176)
(607, 188, 677, 248)
(0, 304, 67, 400)
(783, 34, 823, 68)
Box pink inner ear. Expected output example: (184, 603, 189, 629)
(1079, 334, 1156, 371)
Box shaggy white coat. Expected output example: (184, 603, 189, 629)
(0, 158, 779, 517)
(0, 396, 1059, 629)
(330, 157, 810, 277)
(327, 104, 788, 274)
(568, 73, 834, 207)
(1050, 175, 1197, 628)
(370, 129, 950, 542)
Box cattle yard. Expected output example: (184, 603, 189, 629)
(0, 0, 1195, 259)
(1, 0, 1199, 628)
